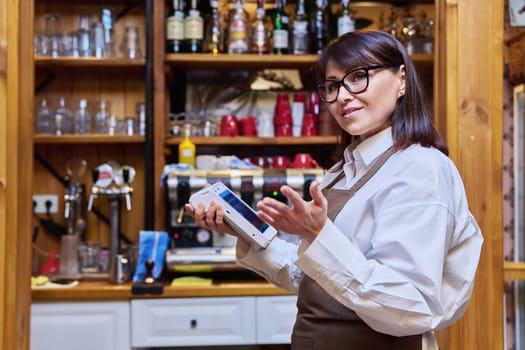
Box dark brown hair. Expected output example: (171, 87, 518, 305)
(318, 30, 448, 163)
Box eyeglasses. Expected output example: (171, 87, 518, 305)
(315, 65, 387, 103)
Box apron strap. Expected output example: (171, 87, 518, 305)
(322, 146, 396, 221)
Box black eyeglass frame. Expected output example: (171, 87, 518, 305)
(315, 64, 387, 103)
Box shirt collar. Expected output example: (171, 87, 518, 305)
(344, 127, 394, 166)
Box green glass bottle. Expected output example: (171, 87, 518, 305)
(273, 0, 289, 54)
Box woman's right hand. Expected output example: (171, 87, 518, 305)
(184, 201, 239, 237)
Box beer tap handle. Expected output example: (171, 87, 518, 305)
(92, 168, 99, 184)
(121, 166, 132, 210)
(125, 193, 132, 211)
(64, 197, 71, 218)
(87, 193, 95, 211)
(122, 167, 130, 184)
(88, 168, 100, 211)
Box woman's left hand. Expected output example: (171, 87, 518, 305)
(256, 181, 327, 243)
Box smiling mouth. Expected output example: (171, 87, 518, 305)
(342, 107, 362, 117)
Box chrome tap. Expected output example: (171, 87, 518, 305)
(64, 158, 88, 238)
(88, 162, 135, 284)
(64, 183, 86, 238)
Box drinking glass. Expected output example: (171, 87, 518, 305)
(122, 26, 142, 59)
(78, 241, 101, 274)
(44, 14, 64, 57)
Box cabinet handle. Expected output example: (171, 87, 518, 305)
(190, 319, 197, 329)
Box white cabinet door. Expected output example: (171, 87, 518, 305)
(30, 301, 130, 350)
(131, 297, 256, 347)
(256, 295, 297, 344)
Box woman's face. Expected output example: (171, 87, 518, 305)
(325, 59, 405, 140)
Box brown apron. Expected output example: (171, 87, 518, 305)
(291, 147, 422, 350)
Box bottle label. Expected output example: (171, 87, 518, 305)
(167, 15, 185, 40)
(185, 14, 203, 40)
(293, 21, 308, 36)
(228, 19, 249, 53)
(253, 22, 267, 51)
(230, 19, 248, 41)
(293, 20, 308, 53)
(273, 29, 288, 49)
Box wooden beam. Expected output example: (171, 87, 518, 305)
(435, 0, 504, 349)
(1, 0, 34, 349)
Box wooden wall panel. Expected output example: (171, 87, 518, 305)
(1, 0, 34, 349)
(0, 2, 7, 346)
(435, 0, 504, 349)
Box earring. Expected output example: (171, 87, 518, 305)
(399, 89, 405, 97)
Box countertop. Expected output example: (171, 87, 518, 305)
(31, 280, 294, 301)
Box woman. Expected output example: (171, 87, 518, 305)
(186, 30, 483, 349)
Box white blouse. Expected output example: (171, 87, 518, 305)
(236, 127, 483, 350)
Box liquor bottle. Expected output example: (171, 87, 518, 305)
(74, 99, 92, 135)
(184, 0, 204, 53)
(94, 99, 109, 134)
(178, 124, 196, 167)
(251, 0, 269, 54)
(166, 0, 186, 53)
(35, 98, 53, 134)
(53, 97, 74, 135)
(291, 0, 309, 54)
(227, 0, 250, 53)
(204, 0, 223, 54)
(273, 0, 289, 54)
(337, 0, 355, 37)
(309, 0, 328, 54)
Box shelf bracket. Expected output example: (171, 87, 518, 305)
(114, 2, 141, 23)
(34, 72, 56, 95)
(34, 153, 69, 188)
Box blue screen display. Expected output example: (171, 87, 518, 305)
(219, 189, 269, 233)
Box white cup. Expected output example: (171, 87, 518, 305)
(196, 155, 217, 170)
(215, 155, 235, 170)
(257, 112, 274, 137)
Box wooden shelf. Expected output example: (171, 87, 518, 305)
(409, 53, 434, 67)
(504, 261, 525, 281)
(34, 134, 145, 144)
(165, 53, 434, 70)
(165, 135, 339, 146)
(165, 53, 319, 70)
(34, 57, 146, 68)
(32, 280, 292, 301)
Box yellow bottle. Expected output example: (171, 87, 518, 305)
(178, 124, 196, 167)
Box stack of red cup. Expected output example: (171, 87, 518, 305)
(240, 116, 257, 136)
(301, 91, 320, 136)
(274, 93, 293, 137)
(301, 113, 317, 136)
(220, 114, 239, 136)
